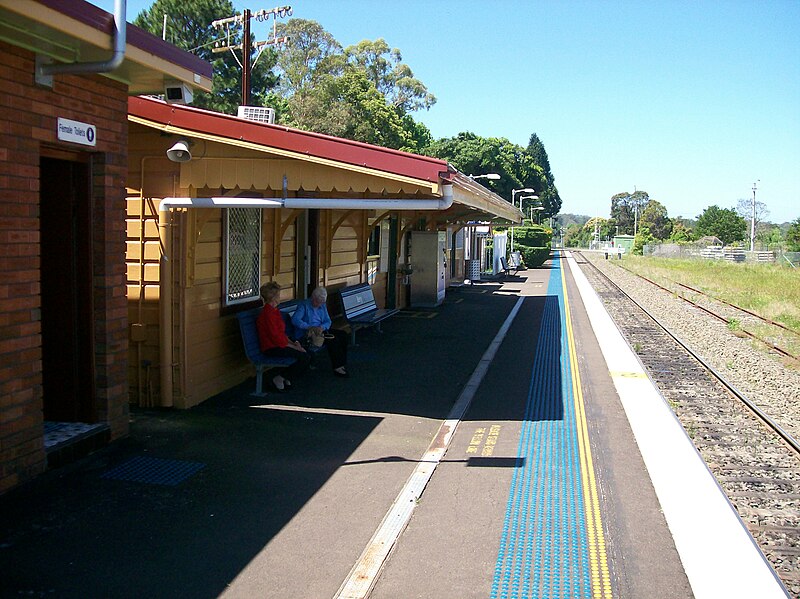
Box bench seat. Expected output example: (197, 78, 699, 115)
(340, 283, 399, 345)
(237, 301, 325, 396)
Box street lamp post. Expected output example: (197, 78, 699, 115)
(510, 188, 535, 252)
(520, 196, 539, 221)
(530, 206, 544, 224)
(469, 173, 500, 181)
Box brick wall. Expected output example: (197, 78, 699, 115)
(0, 41, 131, 494)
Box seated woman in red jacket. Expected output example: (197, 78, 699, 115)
(256, 281, 312, 391)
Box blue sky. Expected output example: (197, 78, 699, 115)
(92, 0, 800, 224)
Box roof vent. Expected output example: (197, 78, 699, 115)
(237, 106, 275, 124)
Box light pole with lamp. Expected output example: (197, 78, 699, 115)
(510, 188, 535, 252)
(530, 206, 544, 224)
(468, 173, 500, 181)
(519, 196, 539, 221)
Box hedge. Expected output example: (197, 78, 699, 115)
(518, 246, 551, 268)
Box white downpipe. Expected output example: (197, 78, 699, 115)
(40, 0, 127, 76)
(156, 184, 452, 407)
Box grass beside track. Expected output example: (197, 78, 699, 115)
(617, 255, 800, 335)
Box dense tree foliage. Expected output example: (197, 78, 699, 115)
(695, 205, 747, 245)
(133, 0, 278, 113)
(526, 133, 562, 219)
(561, 217, 614, 248)
(639, 200, 673, 240)
(787, 218, 800, 251)
(272, 18, 343, 95)
(344, 39, 436, 113)
(610, 190, 650, 235)
(632, 226, 656, 255)
(425, 132, 548, 212)
(669, 220, 694, 243)
(268, 19, 434, 151)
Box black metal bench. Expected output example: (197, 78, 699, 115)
(236, 301, 322, 396)
(339, 283, 399, 345)
(499, 256, 513, 277)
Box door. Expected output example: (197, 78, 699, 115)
(39, 155, 96, 422)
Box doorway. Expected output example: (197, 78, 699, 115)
(306, 209, 319, 298)
(39, 154, 96, 422)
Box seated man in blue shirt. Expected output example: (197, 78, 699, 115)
(291, 286, 349, 377)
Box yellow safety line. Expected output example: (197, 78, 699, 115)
(561, 261, 614, 599)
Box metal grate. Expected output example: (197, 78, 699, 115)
(101, 456, 205, 486)
(226, 207, 261, 304)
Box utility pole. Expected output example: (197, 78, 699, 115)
(242, 9, 251, 106)
(212, 6, 292, 107)
(750, 180, 759, 252)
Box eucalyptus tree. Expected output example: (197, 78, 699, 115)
(344, 39, 436, 113)
(270, 19, 433, 151)
(610, 190, 650, 235)
(272, 18, 344, 95)
(639, 200, 673, 240)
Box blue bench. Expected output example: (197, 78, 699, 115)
(238, 300, 330, 396)
(339, 283, 399, 345)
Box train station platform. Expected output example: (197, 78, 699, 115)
(0, 253, 789, 598)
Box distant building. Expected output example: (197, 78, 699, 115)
(612, 235, 635, 252)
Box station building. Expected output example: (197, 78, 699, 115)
(1, 1, 520, 492)
(125, 97, 520, 409)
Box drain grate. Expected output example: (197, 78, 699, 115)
(101, 456, 205, 486)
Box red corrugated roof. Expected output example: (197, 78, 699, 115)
(128, 96, 451, 184)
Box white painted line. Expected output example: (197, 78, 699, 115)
(251, 404, 398, 419)
(566, 252, 789, 599)
(334, 296, 526, 599)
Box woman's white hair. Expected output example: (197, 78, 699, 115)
(311, 286, 327, 301)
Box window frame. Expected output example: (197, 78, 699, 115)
(223, 207, 262, 307)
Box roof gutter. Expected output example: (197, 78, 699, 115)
(39, 0, 127, 76)
(155, 184, 452, 408)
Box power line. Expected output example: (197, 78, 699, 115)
(211, 6, 292, 106)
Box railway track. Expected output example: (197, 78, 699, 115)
(615, 265, 800, 363)
(572, 251, 800, 597)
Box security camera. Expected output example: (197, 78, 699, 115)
(164, 81, 193, 105)
(166, 139, 192, 162)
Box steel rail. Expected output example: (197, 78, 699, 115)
(610, 264, 800, 363)
(670, 278, 800, 337)
(577, 253, 800, 457)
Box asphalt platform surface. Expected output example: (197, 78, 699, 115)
(0, 263, 689, 599)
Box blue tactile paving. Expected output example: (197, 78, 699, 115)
(101, 455, 205, 486)
(491, 253, 593, 599)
